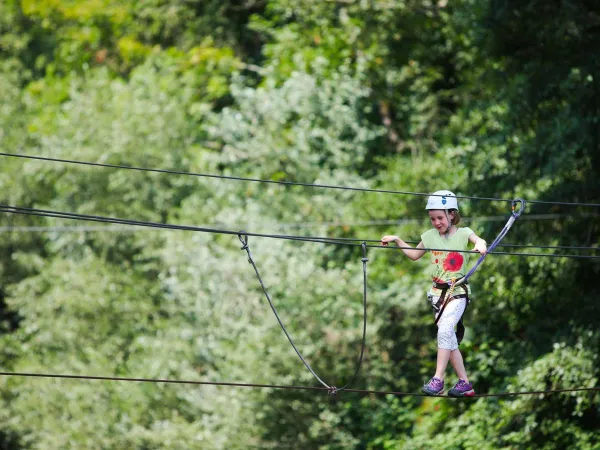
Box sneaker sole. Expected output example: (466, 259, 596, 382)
(448, 389, 475, 397)
(421, 388, 444, 396)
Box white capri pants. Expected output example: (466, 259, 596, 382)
(428, 295, 467, 351)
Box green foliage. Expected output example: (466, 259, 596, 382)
(5, 0, 259, 76)
(1, 0, 599, 448)
(0, 253, 268, 449)
(206, 66, 385, 179)
(396, 337, 600, 450)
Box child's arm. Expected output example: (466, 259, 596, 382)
(468, 233, 487, 255)
(381, 235, 426, 261)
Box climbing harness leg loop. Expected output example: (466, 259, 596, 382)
(433, 281, 470, 345)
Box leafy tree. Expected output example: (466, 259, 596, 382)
(1, 0, 600, 448)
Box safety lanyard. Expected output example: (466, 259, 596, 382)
(454, 198, 525, 287)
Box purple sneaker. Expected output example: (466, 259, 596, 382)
(421, 377, 444, 396)
(448, 379, 475, 397)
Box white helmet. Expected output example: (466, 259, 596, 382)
(425, 190, 458, 211)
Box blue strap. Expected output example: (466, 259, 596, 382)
(454, 199, 525, 287)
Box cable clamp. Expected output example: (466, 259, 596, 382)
(327, 386, 338, 397)
(238, 232, 252, 263)
(238, 231, 249, 251)
(361, 242, 369, 263)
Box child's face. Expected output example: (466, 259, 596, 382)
(429, 210, 451, 232)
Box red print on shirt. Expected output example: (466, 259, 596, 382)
(443, 252, 463, 272)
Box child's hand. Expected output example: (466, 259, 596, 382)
(381, 235, 400, 246)
(475, 238, 487, 255)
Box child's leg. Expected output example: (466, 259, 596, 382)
(434, 348, 469, 381)
(434, 298, 467, 379)
(434, 348, 451, 380)
(449, 349, 469, 382)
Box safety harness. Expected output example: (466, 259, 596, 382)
(432, 280, 470, 344)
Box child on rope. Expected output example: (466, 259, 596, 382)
(381, 190, 487, 397)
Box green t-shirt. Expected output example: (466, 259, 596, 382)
(421, 227, 475, 296)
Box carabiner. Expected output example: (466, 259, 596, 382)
(511, 198, 526, 218)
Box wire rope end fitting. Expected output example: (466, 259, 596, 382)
(361, 242, 369, 263)
(511, 198, 526, 217)
(238, 231, 249, 250)
(327, 386, 339, 399)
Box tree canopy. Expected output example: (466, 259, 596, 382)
(0, 0, 599, 448)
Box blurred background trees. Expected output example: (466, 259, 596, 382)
(0, 0, 599, 448)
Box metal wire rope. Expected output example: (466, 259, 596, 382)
(0, 371, 598, 399)
(238, 234, 368, 395)
(1, 204, 600, 259)
(0, 225, 597, 254)
(2, 152, 600, 207)
(2, 157, 599, 400)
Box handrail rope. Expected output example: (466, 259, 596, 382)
(0, 204, 356, 246)
(2, 204, 600, 259)
(2, 152, 600, 207)
(238, 233, 368, 395)
(0, 224, 597, 253)
(0, 371, 598, 399)
(3, 213, 597, 235)
(274, 236, 599, 253)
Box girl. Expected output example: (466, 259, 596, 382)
(381, 190, 487, 397)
